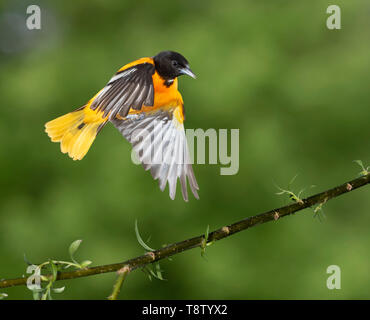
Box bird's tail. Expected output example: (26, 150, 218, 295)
(45, 105, 107, 160)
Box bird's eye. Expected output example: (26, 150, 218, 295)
(172, 60, 178, 67)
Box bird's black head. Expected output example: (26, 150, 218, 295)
(153, 51, 196, 80)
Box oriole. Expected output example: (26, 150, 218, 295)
(45, 51, 199, 201)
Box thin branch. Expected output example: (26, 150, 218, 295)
(0, 174, 369, 289)
(107, 266, 130, 300)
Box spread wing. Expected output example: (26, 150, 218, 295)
(110, 109, 199, 201)
(90, 63, 155, 121)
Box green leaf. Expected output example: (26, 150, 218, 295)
(52, 286, 65, 294)
(141, 263, 165, 282)
(141, 267, 152, 281)
(69, 240, 82, 263)
(40, 275, 49, 282)
(354, 159, 369, 176)
(49, 260, 58, 281)
(205, 225, 210, 243)
(41, 287, 53, 300)
(0, 293, 8, 300)
(154, 262, 165, 281)
(146, 266, 164, 281)
(135, 220, 155, 252)
(79, 260, 92, 268)
(201, 225, 210, 258)
(354, 160, 364, 167)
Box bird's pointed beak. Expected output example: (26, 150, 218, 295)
(180, 66, 196, 79)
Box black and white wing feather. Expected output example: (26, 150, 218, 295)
(90, 63, 155, 121)
(111, 110, 199, 201)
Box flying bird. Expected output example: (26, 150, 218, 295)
(45, 51, 199, 201)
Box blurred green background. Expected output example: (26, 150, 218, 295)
(0, 0, 369, 299)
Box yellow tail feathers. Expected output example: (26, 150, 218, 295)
(45, 107, 106, 161)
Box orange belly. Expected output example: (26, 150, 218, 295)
(136, 73, 183, 113)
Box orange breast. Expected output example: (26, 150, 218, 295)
(152, 73, 183, 108)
